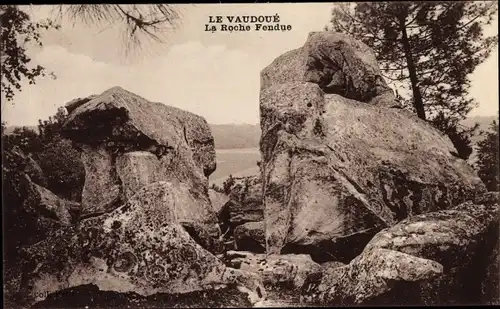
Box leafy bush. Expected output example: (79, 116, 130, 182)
(37, 138, 85, 201)
(2, 107, 86, 203)
(210, 183, 224, 193)
(36, 108, 85, 200)
(222, 174, 235, 195)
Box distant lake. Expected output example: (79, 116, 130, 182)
(215, 148, 260, 155)
(210, 148, 261, 186)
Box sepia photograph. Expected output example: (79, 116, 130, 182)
(1, 2, 499, 308)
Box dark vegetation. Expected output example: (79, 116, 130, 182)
(476, 120, 500, 192)
(2, 108, 85, 280)
(2, 108, 85, 202)
(32, 284, 252, 309)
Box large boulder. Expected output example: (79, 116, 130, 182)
(302, 193, 499, 306)
(17, 181, 266, 308)
(115, 151, 221, 253)
(23, 154, 48, 188)
(3, 170, 80, 306)
(7, 146, 48, 187)
(65, 95, 98, 114)
(61, 86, 221, 253)
(23, 180, 80, 226)
(220, 175, 264, 232)
(78, 144, 121, 215)
(260, 31, 396, 106)
(362, 192, 500, 305)
(259, 32, 486, 260)
(301, 248, 443, 305)
(218, 176, 265, 252)
(234, 221, 266, 253)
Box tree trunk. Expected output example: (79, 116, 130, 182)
(400, 18, 426, 120)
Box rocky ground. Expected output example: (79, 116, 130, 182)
(3, 31, 499, 308)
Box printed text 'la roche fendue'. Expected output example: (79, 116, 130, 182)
(205, 14, 292, 33)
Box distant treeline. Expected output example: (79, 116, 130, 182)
(5, 123, 262, 150)
(5, 117, 496, 150)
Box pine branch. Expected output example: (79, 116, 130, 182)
(58, 4, 180, 50)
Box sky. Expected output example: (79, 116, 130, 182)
(2, 4, 499, 126)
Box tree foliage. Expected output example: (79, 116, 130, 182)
(476, 120, 499, 191)
(222, 174, 236, 195)
(327, 1, 498, 159)
(0, 5, 59, 101)
(2, 125, 43, 154)
(2, 108, 85, 202)
(35, 108, 85, 200)
(430, 111, 478, 160)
